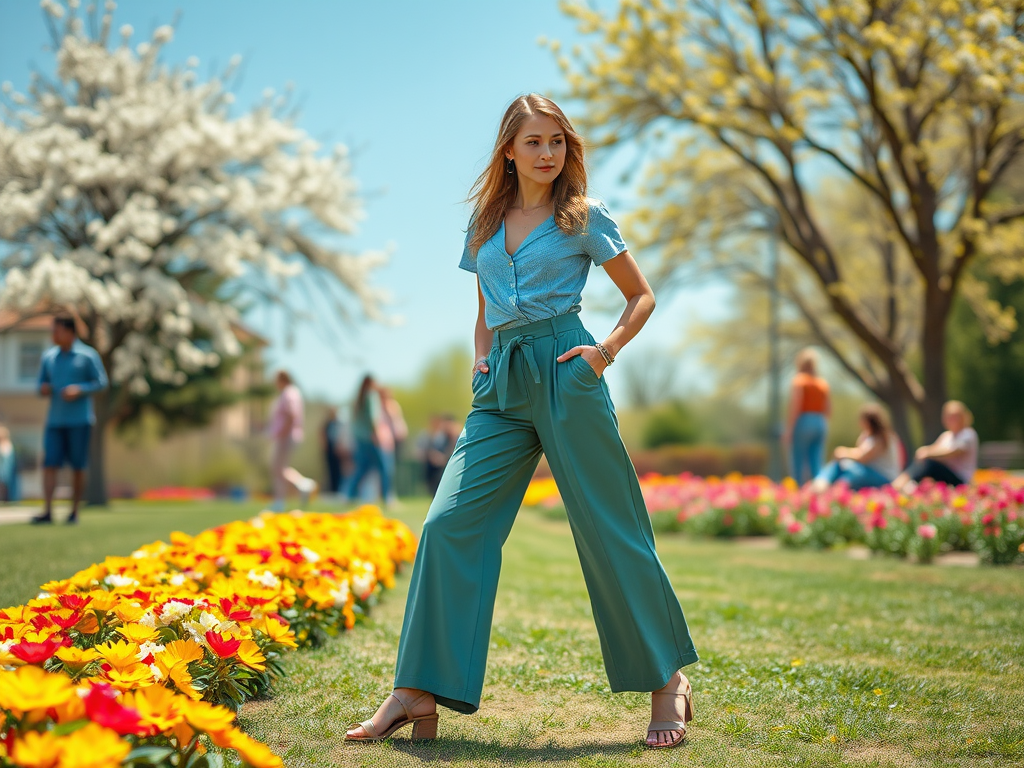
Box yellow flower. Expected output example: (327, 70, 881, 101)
(112, 603, 147, 624)
(57, 722, 130, 768)
(55, 646, 101, 669)
(103, 662, 156, 692)
(180, 698, 237, 733)
(221, 728, 284, 768)
(117, 622, 158, 644)
(157, 639, 205, 668)
(790, 658, 803, 667)
(11, 730, 63, 768)
(85, 592, 121, 613)
(236, 639, 266, 671)
(260, 616, 298, 649)
(94, 639, 142, 671)
(0, 666, 76, 716)
(165, 661, 202, 701)
(121, 684, 184, 733)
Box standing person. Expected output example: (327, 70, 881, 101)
(784, 348, 831, 485)
(893, 401, 979, 492)
(0, 425, 19, 503)
(32, 315, 108, 525)
(268, 370, 317, 512)
(346, 94, 698, 749)
(378, 387, 408, 505)
(320, 406, 344, 494)
(810, 404, 903, 491)
(344, 375, 390, 503)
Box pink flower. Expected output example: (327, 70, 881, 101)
(917, 524, 937, 539)
(787, 521, 803, 534)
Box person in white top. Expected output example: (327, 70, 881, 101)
(893, 400, 979, 492)
(268, 370, 317, 511)
(810, 403, 903, 492)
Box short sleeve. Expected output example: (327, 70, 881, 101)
(585, 201, 627, 266)
(953, 428, 978, 453)
(458, 227, 477, 273)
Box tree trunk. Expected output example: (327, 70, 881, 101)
(85, 389, 109, 506)
(883, 391, 915, 469)
(920, 290, 949, 442)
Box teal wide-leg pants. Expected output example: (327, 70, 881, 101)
(393, 313, 698, 714)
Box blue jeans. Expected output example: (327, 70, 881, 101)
(791, 412, 827, 484)
(345, 439, 390, 501)
(816, 459, 890, 490)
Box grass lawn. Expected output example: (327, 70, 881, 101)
(3, 498, 1023, 767)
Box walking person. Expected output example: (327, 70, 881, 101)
(784, 348, 831, 485)
(32, 315, 108, 525)
(344, 375, 390, 504)
(321, 406, 344, 494)
(893, 401, 978, 492)
(268, 370, 317, 512)
(346, 94, 698, 749)
(0, 425, 19, 503)
(810, 404, 903, 491)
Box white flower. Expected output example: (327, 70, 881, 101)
(104, 574, 139, 588)
(158, 600, 194, 624)
(330, 579, 350, 607)
(169, 573, 187, 587)
(301, 547, 321, 563)
(138, 642, 166, 659)
(247, 569, 280, 589)
(138, 611, 158, 629)
(149, 663, 164, 681)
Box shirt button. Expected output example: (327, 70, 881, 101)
(508, 261, 513, 266)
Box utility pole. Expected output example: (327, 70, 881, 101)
(767, 212, 783, 481)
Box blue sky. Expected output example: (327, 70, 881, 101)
(0, 0, 732, 406)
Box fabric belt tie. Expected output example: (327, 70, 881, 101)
(495, 335, 541, 412)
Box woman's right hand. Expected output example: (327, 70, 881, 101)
(473, 357, 490, 377)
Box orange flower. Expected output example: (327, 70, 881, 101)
(55, 646, 101, 672)
(260, 616, 298, 649)
(222, 728, 284, 768)
(120, 684, 184, 733)
(117, 623, 159, 644)
(75, 612, 100, 635)
(157, 639, 205, 668)
(85, 592, 121, 613)
(112, 603, 147, 624)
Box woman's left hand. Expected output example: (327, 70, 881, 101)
(556, 345, 608, 378)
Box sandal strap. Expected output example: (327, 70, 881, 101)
(356, 718, 379, 738)
(390, 690, 431, 720)
(648, 720, 687, 732)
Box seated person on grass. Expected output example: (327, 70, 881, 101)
(810, 403, 903, 492)
(892, 400, 978, 493)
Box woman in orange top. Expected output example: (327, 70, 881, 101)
(784, 348, 831, 484)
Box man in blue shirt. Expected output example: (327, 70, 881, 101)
(32, 315, 108, 525)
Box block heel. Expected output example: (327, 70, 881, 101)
(411, 714, 438, 741)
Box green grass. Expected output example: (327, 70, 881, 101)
(3, 499, 1023, 767)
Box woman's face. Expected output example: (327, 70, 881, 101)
(506, 114, 566, 187)
(943, 407, 964, 432)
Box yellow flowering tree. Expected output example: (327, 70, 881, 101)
(557, 0, 1024, 441)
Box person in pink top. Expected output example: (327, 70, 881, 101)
(268, 370, 317, 511)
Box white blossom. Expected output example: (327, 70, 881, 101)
(1, 0, 386, 396)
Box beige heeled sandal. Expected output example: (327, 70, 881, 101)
(345, 690, 438, 743)
(646, 677, 694, 749)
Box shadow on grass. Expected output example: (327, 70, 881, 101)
(385, 735, 657, 762)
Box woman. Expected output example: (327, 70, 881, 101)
(345, 375, 390, 503)
(346, 95, 698, 749)
(268, 370, 317, 511)
(810, 404, 902, 491)
(893, 401, 978, 492)
(784, 348, 831, 484)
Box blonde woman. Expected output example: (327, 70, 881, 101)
(346, 95, 698, 749)
(784, 348, 831, 484)
(893, 401, 978, 491)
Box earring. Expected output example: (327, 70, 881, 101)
(506, 158, 514, 175)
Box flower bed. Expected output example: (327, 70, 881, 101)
(522, 472, 1024, 565)
(0, 506, 416, 767)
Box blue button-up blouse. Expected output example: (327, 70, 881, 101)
(459, 199, 627, 331)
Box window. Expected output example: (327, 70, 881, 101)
(18, 341, 43, 383)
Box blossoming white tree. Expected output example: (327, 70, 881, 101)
(0, 0, 387, 503)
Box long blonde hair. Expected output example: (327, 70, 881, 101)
(466, 94, 589, 255)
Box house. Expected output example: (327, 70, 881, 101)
(0, 310, 269, 498)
